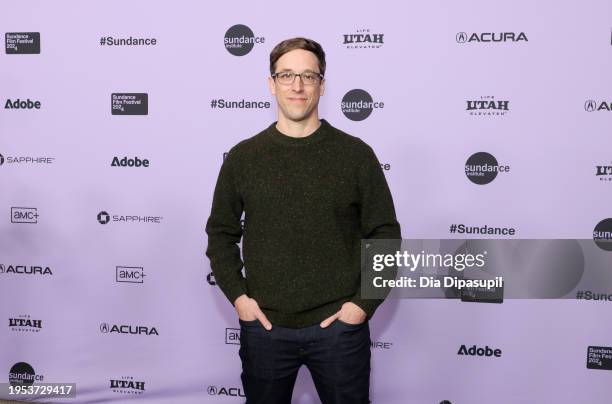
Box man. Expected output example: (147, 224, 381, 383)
(206, 37, 401, 404)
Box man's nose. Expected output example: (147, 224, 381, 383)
(291, 75, 304, 91)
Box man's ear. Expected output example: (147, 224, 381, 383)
(319, 79, 325, 96)
(268, 76, 276, 96)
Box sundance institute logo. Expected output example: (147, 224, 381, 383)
(224, 24, 264, 56)
(341, 89, 384, 121)
(464, 152, 510, 185)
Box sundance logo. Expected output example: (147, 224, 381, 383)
(341, 89, 384, 121)
(9, 362, 44, 386)
(207, 385, 245, 397)
(5, 33, 40, 54)
(99, 323, 159, 336)
(465, 152, 510, 185)
(224, 24, 264, 56)
(456, 32, 528, 43)
(457, 344, 502, 357)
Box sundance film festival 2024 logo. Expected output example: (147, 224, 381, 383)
(224, 24, 264, 56)
(342, 29, 384, 49)
(465, 152, 509, 185)
(341, 89, 384, 121)
(5, 32, 40, 54)
(466, 96, 509, 116)
(111, 93, 148, 115)
(584, 99, 612, 112)
(456, 31, 528, 44)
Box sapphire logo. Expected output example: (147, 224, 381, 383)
(97, 211, 110, 224)
(224, 24, 264, 56)
(97, 210, 162, 225)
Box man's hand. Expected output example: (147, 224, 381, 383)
(320, 302, 367, 328)
(234, 294, 272, 330)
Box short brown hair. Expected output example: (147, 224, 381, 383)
(269, 37, 326, 77)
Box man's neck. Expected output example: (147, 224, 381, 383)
(276, 114, 321, 138)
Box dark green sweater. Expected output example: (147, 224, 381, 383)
(205, 119, 401, 328)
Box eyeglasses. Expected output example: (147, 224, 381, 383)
(272, 71, 323, 85)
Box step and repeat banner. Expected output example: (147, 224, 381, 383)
(1, 0, 611, 403)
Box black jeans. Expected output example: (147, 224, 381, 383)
(239, 319, 371, 404)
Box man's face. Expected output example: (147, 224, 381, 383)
(268, 49, 325, 123)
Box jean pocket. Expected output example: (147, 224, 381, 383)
(336, 318, 367, 328)
(239, 318, 260, 327)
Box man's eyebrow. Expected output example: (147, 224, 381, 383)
(276, 68, 319, 73)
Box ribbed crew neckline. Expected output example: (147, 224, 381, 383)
(267, 119, 330, 146)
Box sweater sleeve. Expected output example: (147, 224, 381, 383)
(205, 150, 248, 305)
(350, 144, 402, 319)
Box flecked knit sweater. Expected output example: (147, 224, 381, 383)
(205, 119, 401, 328)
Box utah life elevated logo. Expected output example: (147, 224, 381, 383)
(342, 29, 384, 49)
(110, 376, 146, 395)
(224, 24, 265, 56)
(9, 315, 42, 333)
(456, 31, 528, 44)
(465, 152, 510, 185)
(596, 162, 612, 182)
(5, 33, 40, 54)
(466, 96, 509, 117)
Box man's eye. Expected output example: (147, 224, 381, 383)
(279, 73, 293, 79)
(302, 73, 315, 80)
